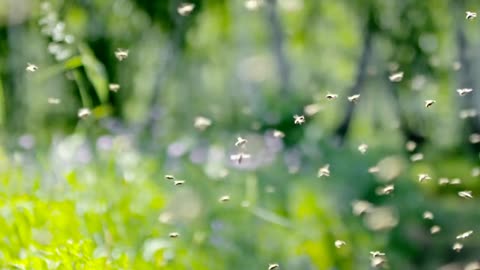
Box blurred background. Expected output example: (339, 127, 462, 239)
(1, 0, 480, 269)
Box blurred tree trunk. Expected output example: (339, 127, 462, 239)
(1, 23, 26, 134)
(334, 11, 374, 145)
(265, 0, 291, 96)
(385, 71, 426, 148)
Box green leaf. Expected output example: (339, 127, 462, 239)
(78, 43, 109, 103)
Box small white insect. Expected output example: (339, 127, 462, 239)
(47, 98, 61, 104)
(245, 0, 262, 11)
(358, 143, 368, 154)
(450, 178, 462, 185)
(425, 100, 436, 108)
(406, 141, 417, 152)
(109, 83, 120, 92)
(169, 232, 180, 238)
(389, 72, 404, 82)
(368, 166, 380, 174)
(115, 48, 129, 61)
(177, 3, 195, 16)
(352, 200, 373, 216)
(219, 195, 230, 202)
(174, 180, 185, 186)
(325, 93, 338, 99)
(410, 153, 424, 162)
(77, 108, 91, 118)
(466, 11, 477, 20)
(456, 230, 473, 239)
(334, 240, 346, 248)
(272, 130, 285, 138)
(453, 242, 463, 252)
(194, 116, 212, 131)
(268, 263, 279, 270)
(26, 63, 38, 72)
(438, 178, 450, 185)
(430, 225, 441, 234)
(230, 153, 251, 164)
(460, 109, 477, 119)
(164, 175, 175, 180)
(423, 211, 434, 220)
(348, 94, 360, 103)
(459, 190, 473, 199)
(304, 103, 322, 116)
(317, 164, 330, 177)
(293, 114, 305, 125)
(457, 88, 473, 96)
(472, 167, 480, 177)
(370, 257, 386, 268)
(380, 184, 395, 195)
(235, 137, 248, 147)
(469, 133, 480, 144)
(418, 173, 431, 182)
(370, 251, 386, 258)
